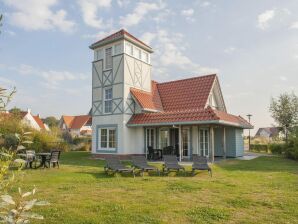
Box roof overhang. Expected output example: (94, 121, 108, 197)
(127, 119, 254, 129)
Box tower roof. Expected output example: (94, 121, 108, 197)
(89, 29, 153, 53)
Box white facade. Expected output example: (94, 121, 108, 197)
(91, 38, 152, 155)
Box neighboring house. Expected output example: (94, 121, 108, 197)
(90, 29, 253, 161)
(254, 127, 283, 140)
(60, 115, 92, 137)
(20, 109, 49, 131)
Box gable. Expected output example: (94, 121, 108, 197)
(207, 77, 226, 112)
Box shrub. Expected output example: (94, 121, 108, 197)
(250, 144, 268, 152)
(285, 128, 298, 160)
(269, 143, 285, 154)
(3, 134, 19, 149)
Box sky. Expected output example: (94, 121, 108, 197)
(0, 0, 298, 135)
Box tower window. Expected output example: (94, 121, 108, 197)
(114, 43, 122, 55)
(135, 48, 141, 60)
(105, 47, 112, 69)
(104, 88, 113, 113)
(126, 43, 133, 55)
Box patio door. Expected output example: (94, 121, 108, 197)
(182, 128, 190, 159)
(199, 128, 209, 157)
(146, 128, 155, 149)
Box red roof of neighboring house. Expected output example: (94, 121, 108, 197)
(90, 29, 152, 50)
(33, 115, 46, 129)
(128, 74, 252, 129)
(61, 115, 92, 129)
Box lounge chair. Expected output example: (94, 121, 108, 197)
(192, 155, 212, 177)
(131, 155, 160, 176)
(104, 157, 135, 177)
(163, 155, 185, 175)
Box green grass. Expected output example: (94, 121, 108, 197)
(16, 152, 298, 224)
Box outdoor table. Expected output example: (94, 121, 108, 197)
(36, 152, 51, 168)
(154, 149, 163, 160)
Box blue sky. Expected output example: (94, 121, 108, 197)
(0, 0, 298, 134)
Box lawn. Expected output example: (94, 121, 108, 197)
(16, 152, 298, 224)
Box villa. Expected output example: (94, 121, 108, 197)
(59, 115, 92, 137)
(90, 30, 253, 161)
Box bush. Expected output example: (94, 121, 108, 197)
(3, 134, 19, 149)
(285, 128, 298, 160)
(269, 143, 285, 154)
(250, 144, 269, 152)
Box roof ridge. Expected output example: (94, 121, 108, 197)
(157, 74, 217, 86)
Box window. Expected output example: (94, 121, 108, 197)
(105, 47, 112, 69)
(126, 43, 133, 55)
(104, 88, 112, 113)
(160, 129, 169, 149)
(114, 43, 122, 55)
(146, 128, 155, 148)
(142, 51, 149, 63)
(135, 48, 141, 60)
(96, 49, 103, 60)
(199, 129, 209, 157)
(99, 127, 117, 150)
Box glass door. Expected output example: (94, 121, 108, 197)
(199, 128, 209, 157)
(146, 128, 155, 149)
(182, 128, 190, 159)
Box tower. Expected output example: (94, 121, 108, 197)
(89, 30, 153, 155)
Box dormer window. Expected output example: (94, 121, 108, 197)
(105, 47, 112, 69)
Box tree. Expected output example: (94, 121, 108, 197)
(269, 92, 298, 143)
(9, 107, 22, 114)
(43, 116, 59, 128)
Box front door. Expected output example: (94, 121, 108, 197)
(182, 128, 190, 159)
(146, 128, 155, 149)
(199, 128, 209, 157)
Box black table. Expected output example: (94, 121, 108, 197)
(154, 149, 163, 160)
(36, 153, 51, 168)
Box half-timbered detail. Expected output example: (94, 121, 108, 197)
(90, 29, 253, 160)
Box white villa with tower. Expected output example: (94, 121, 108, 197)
(90, 29, 252, 161)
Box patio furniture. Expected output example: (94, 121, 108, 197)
(192, 155, 212, 177)
(163, 146, 174, 155)
(162, 155, 185, 175)
(131, 155, 160, 176)
(25, 150, 36, 169)
(104, 157, 135, 177)
(36, 152, 51, 168)
(148, 147, 161, 160)
(45, 150, 61, 168)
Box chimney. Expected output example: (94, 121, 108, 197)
(27, 108, 31, 114)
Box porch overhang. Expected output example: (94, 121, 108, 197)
(127, 119, 253, 129)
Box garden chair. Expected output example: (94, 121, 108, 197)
(163, 155, 185, 175)
(148, 146, 160, 160)
(131, 155, 160, 176)
(46, 150, 61, 168)
(104, 157, 135, 177)
(25, 150, 36, 169)
(192, 155, 212, 177)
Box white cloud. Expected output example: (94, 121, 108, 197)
(120, 2, 165, 27)
(8, 64, 88, 89)
(77, 0, 112, 29)
(257, 9, 275, 30)
(201, 1, 211, 7)
(224, 47, 236, 54)
(181, 9, 194, 17)
(181, 8, 195, 22)
(117, 0, 130, 8)
(141, 30, 218, 78)
(3, 0, 76, 32)
(290, 21, 298, 29)
(279, 76, 287, 81)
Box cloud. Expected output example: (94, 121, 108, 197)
(120, 2, 165, 27)
(224, 47, 236, 54)
(77, 0, 112, 29)
(181, 9, 195, 22)
(257, 9, 275, 30)
(7, 64, 88, 89)
(141, 30, 218, 78)
(201, 1, 211, 7)
(279, 76, 287, 81)
(3, 0, 76, 32)
(117, 0, 130, 8)
(290, 21, 298, 29)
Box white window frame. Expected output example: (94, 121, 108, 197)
(159, 128, 170, 149)
(146, 128, 156, 149)
(104, 47, 112, 70)
(114, 43, 122, 55)
(182, 127, 191, 158)
(104, 87, 113, 114)
(125, 42, 133, 56)
(199, 128, 209, 157)
(99, 127, 117, 150)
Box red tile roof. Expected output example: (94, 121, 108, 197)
(128, 107, 252, 128)
(62, 115, 91, 129)
(90, 29, 152, 50)
(33, 115, 46, 130)
(130, 81, 163, 111)
(128, 74, 252, 129)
